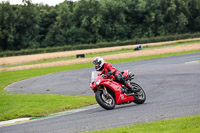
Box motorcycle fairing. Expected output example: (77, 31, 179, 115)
(101, 80, 135, 104)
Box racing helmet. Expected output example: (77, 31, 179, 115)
(93, 57, 104, 71)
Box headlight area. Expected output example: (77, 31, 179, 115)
(90, 86, 94, 90)
(95, 79, 101, 86)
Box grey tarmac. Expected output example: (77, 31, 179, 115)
(1, 53, 200, 133)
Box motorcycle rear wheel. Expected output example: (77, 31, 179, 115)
(130, 82, 146, 104)
(95, 90, 115, 110)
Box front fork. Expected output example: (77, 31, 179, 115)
(102, 86, 109, 98)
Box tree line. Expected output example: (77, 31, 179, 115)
(0, 0, 200, 52)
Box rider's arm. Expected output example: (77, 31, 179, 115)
(99, 62, 116, 78)
(106, 63, 116, 74)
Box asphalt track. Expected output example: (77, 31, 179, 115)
(1, 53, 200, 133)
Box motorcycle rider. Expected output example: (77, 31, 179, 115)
(93, 57, 140, 93)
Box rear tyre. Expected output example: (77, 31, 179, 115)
(130, 82, 146, 104)
(95, 90, 115, 110)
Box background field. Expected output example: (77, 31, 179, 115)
(1, 39, 200, 72)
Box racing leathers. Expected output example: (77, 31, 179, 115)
(98, 62, 138, 92)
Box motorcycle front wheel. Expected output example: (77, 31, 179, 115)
(95, 90, 115, 110)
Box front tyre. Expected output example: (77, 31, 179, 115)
(131, 82, 146, 104)
(95, 90, 115, 110)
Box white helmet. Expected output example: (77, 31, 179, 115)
(93, 57, 104, 71)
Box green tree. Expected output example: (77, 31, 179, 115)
(37, 5, 57, 47)
(73, 0, 102, 43)
(0, 1, 16, 51)
(1, 0, 200, 52)
(43, 24, 66, 47)
(99, 0, 129, 41)
(44, 1, 75, 46)
(14, 0, 40, 49)
(188, 0, 200, 31)
(123, 0, 147, 38)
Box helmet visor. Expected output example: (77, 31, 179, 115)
(95, 64, 100, 70)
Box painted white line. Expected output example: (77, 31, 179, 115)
(35, 104, 99, 119)
(0, 104, 99, 127)
(185, 61, 199, 64)
(0, 118, 30, 126)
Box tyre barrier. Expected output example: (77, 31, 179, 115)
(76, 54, 85, 58)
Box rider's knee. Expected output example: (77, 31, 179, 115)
(115, 75, 121, 83)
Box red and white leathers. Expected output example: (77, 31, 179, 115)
(98, 62, 134, 90)
(98, 62, 120, 79)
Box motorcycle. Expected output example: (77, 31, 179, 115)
(90, 70, 146, 110)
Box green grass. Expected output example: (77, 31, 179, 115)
(0, 49, 200, 121)
(1, 40, 200, 68)
(0, 63, 96, 121)
(0, 94, 95, 121)
(88, 115, 200, 133)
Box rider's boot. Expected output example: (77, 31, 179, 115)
(125, 84, 140, 93)
(118, 75, 140, 93)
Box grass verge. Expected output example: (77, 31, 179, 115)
(0, 49, 200, 121)
(88, 115, 200, 133)
(0, 63, 95, 121)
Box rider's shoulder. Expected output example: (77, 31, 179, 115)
(104, 62, 111, 66)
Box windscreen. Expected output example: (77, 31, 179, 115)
(91, 71, 98, 82)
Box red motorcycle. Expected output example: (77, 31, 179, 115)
(90, 70, 146, 110)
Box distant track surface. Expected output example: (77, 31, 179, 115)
(1, 53, 200, 133)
